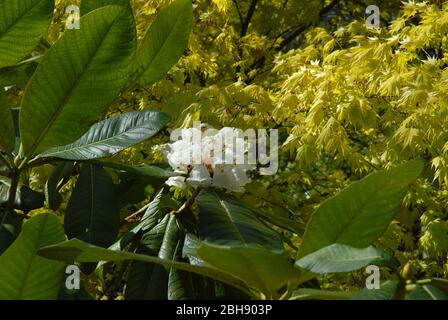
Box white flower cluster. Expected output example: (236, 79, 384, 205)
(164, 127, 256, 193)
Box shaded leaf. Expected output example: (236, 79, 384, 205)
(65, 164, 118, 248)
(197, 190, 283, 250)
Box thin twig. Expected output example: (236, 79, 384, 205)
(174, 187, 201, 216)
(232, 0, 244, 26)
(240, 0, 258, 37)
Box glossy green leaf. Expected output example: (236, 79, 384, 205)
(94, 159, 176, 179)
(197, 243, 300, 295)
(298, 160, 424, 259)
(107, 189, 169, 252)
(19, 6, 136, 157)
(135, 0, 192, 85)
(38, 238, 254, 297)
(295, 244, 395, 274)
(0, 213, 65, 299)
(38, 110, 170, 160)
(0, 0, 54, 68)
(125, 214, 178, 300)
(196, 190, 283, 250)
(65, 164, 118, 248)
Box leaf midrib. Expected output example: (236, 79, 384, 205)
(41, 113, 162, 158)
(24, 10, 122, 157)
(0, 0, 47, 40)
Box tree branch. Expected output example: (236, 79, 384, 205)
(279, 0, 340, 50)
(241, 0, 258, 37)
(245, 0, 341, 82)
(232, 0, 244, 27)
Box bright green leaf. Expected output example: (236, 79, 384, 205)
(0, 213, 65, 299)
(19, 6, 136, 157)
(0, 0, 54, 68)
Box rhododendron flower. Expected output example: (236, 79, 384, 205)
(163, 126, 257, 192)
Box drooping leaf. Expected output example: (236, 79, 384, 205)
(44, 162, 74, 210)
(0, 0, 54, 68)
(134, 0, 192, 86)
(38, 238, 254, 297)
(298, 160, 424, 259)
(38, 110, 170, 160)
(197, 243, 300, 295)
(196, 190, 283, 250)
(0, 213, 65, 299)
(125, 214, 178, 300)
(125, 246, 169, 300)
(295, 244, 396, 274)
(65, 164, 118, 248)
(19, 5, 136, 157)
(168, 239, 195, 300)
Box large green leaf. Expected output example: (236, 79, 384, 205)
(65, 164, 118, 248)
(38, 238, 255, 297)
(81, 0, 131, 15)
(0, 0, 54, 68)
(298, 160, 424, 259)
(351, 280, 399, 300)
(197, 243, 300, 296)
(19, 5, 136, 157)
(0, 89, 14, 152)
(134, 0, 192, 86)
(196, 190, 283, 250)
(38, 110, 170, 160)
(290, 288, 353, 300)
(0, 213, 65, 299)
(295, 244, 395, 274)
(406, 284, 448, 300)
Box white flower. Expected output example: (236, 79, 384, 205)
(163, 125, 255, 192)
(187, 165, 212, 188)
(166, 176, 186, 189)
